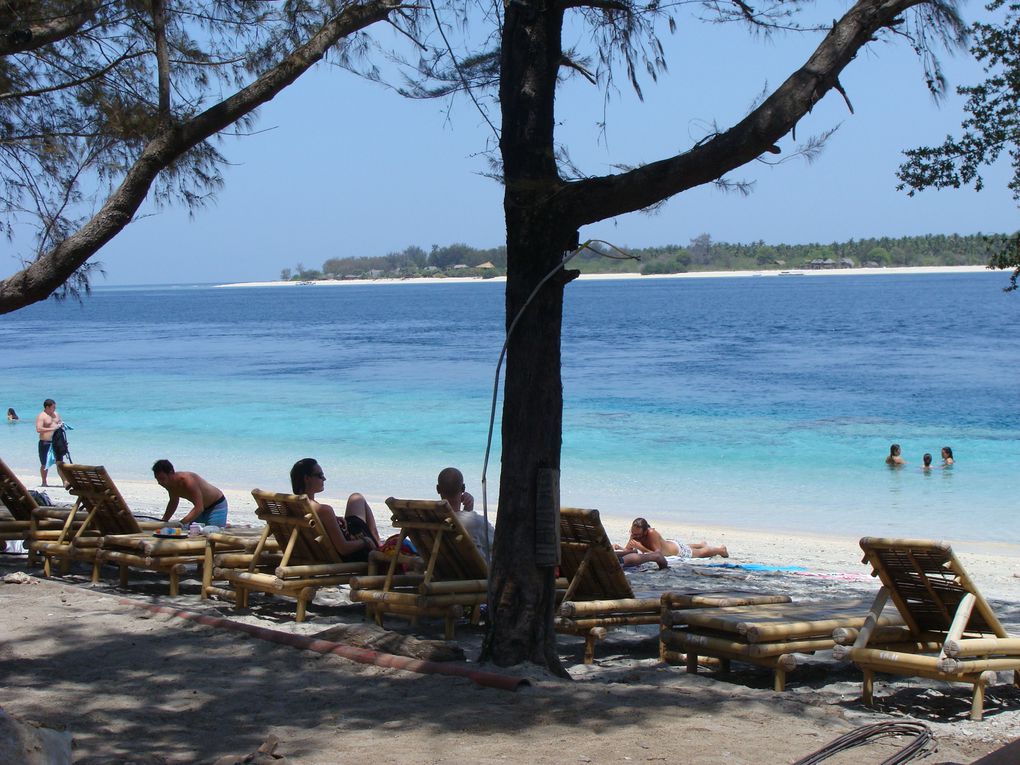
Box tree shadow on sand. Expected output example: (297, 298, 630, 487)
(2, 557, 1018, 763)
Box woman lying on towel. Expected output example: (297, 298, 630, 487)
(615, 517, 728, 566)
(289, 458, 382, 562)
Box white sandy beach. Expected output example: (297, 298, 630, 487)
(217, 264, 996, 288)
(3, 467, 1020, 763)
(16, 470, 1020, 603)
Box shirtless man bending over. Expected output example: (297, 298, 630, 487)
(152, 459, 229, 526)
(35, 398, 62, 486)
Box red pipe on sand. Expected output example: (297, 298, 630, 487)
(118, 599, 527, 692)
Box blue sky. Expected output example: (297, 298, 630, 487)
(7, 5, 1018, 286)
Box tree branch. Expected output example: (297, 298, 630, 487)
(0, 48, 145, 101)
(557, 0, 933, 226)
(0, 0, 104, 56)
(0, 0, 405, 314)
(151, 0, 172, 125)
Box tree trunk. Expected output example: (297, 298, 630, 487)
(482, 212, 577, 673)
(481, 0, 574, 673)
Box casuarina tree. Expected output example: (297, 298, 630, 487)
(0, 0, 407, 313)
(897, 0, 1020, 288)
(470, 0, 966, 671)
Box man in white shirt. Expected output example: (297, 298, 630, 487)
(437, 467, 495, 562)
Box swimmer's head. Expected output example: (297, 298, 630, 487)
(923, 453, 932, 467)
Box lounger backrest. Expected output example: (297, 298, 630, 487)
(58, 463, 141, 535)
(0, 458, 38, 520)
(251, 490, 343, 564)
(559, 507, 634, 601)
(859, 537, 1006, 638)
(385, 498, 488, 581)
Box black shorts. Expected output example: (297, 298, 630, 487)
(38, 440, 65, 466)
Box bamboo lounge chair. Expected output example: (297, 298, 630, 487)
(210, 489, 368, 622)
(348, 498, 490, 639)
(1, 458, 82, 561)
(660, 597, 903, 691)
(32, 463, 204, 594)
(832, 537, 1020, 721)
(557, 507, 792, 663)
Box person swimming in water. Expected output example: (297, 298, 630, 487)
(922, 453, 933, 472)
(941, 446, 954, 467)
(885, 443, 905, 467)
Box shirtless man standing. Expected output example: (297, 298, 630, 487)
(35, 398, 62, 486)
(152, 459, 229, 526)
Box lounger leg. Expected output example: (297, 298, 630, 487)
(92, 558, 102, 584)
(235, 587, 247, 610)
(201, 544, 214, 599)
(296, 596, 307, 623)
(774, 668, 786, 693)
(169, 570, 179, 597)
(1013, 670, 1019, 688)
(862, 669, 874, 706)
(119, 565, 128, 588)
(43, 556, 52, 578)
(584, 634, 597, 665)
(444, 615, 454, 641)
(971, 672, 995, 722)
(686, 652, 699, 675)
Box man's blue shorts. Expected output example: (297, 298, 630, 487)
(194, 495, 228, 526)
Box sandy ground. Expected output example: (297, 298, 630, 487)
(217, 265, 996, 288)
(2, 475, 1019, 764)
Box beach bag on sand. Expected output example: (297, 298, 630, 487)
(28, 490, 52, 507)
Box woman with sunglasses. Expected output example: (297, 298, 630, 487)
(289, 458, 382, 562)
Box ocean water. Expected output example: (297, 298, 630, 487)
(2, 272, 1018, 544)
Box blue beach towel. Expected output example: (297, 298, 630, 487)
(699, 562, 808, 572)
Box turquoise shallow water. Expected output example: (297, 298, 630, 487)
(2, 272, 1018, 543)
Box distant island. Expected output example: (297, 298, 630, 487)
(278, 233, 1009, 282)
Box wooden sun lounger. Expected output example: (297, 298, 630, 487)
(30, 463, 202, 594)
(661, 598, 903, 691)
(210, 490, 368, 622)
(1, 458, 83, 562)
(832, 537, 1020, 721)
(349, 498, 491, 639)
(201, 527, 281, 601)
(557, 507, 791, 663)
